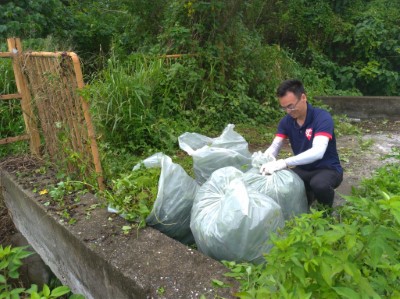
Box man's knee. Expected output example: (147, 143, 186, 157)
(309, 181, 335, 207)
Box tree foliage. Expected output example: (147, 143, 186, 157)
(2, 0, 398, 95)
(1, 0, 399, 155)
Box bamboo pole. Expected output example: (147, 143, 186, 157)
(70, 53, 105, 190)
(0, 93, 22, 100)
(0, 52, 13, 58)
(0, 134, 30, 145)
(7, 38, 41, 156)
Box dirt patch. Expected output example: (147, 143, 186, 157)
(334, 119, 400, 204)
(0, 155, 93, 246)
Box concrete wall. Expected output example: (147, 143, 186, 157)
(315, 96, 400, 120)
(1, 170, 237, 299)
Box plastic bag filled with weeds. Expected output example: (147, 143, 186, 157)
(190, 166, 284, 263)
(135, 152, 199, 244)
(244, 151, 308, 220)
(178, 124, 252, 185)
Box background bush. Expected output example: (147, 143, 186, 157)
(0, 0, 398, 157)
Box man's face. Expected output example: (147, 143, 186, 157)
(279, 91, 306, 119)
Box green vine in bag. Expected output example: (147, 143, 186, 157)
(103, 165, 161, 228)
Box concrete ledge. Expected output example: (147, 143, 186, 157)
(1, 170, 237, 299)
(315, 96, 400, 120)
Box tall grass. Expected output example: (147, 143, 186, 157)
(86, 53, 185, 154)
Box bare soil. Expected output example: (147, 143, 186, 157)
(1, 118, 399, 257)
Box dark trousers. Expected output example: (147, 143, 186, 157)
(291, 167, 343, 208)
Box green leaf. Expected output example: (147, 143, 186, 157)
(368, 205, 381, 219)
(25, 284, 38, 294)
(389, 206, 400, 225)
(10, 287, 25, 295)
(50, 286, 70, 297)
(320, 262, 332, 286)
(30, 292, 41, 299)
(0, 274, 5, 283)
(323, 228, 345, 244)
(42, 284, 50, 297)
(367, 236, 385, 267)
(11, 293, 20, 299)
(332, 287, 360, 299)
(212, 279, 228, 288)
(8, 270, 19, 279)
(360, 277, 381, 298)
(16, 250, 33, 260)
(68, 295, 85, 299)
(234, 291, 254, 298)
(0, 291, 9, 299)
(375, 226, 400, 240)
(330, 262, 344, 278)
(0, 259, 9, 270)
(343, 262, 361, 282)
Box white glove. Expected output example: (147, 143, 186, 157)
(260, 159, 287, 175)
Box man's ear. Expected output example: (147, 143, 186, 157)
(301, 93, 307, 102)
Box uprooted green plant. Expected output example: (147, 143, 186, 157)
(47, 179, 90, 206)
(103, 164, 161, 228)
(0, 245, 84, 299)
(225, 162, 400, 298)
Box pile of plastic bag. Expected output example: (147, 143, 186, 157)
(190, 166, 284, 263)
(109, 124, 308, 263)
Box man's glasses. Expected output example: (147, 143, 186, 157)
(280, 98, 301, 112)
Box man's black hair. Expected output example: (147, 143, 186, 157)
(276, 79, 306, 99)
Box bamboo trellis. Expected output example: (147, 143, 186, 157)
(0, 38, 104, 190)
(0, 38, 41, 154)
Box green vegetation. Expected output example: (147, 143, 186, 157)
(2, 0, 398, 160)
(0, 245, 84, 299)
(103, 165, 161, 227)
(225, 154, 400, 298)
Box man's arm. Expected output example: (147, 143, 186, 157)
(260, 135, 329, 175)
(284, 135, 329, 166)
(264, 136, 284, 158)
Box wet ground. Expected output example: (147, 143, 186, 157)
(335, 127, 400, 206)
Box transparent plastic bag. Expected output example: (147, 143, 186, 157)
(136, 153, 199, 244)
(244, 151, 308, 220)
(178, 124, 252, 184)
(190, 167, 284, 263)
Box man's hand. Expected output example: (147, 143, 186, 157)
(260, 159, 287, 175)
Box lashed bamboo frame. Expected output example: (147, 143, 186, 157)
(1, 38, 104, 190)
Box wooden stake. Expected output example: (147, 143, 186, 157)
(70, 53, 105, 190)
(0, 134, 30, 145)
(7, 38, 41, 156)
